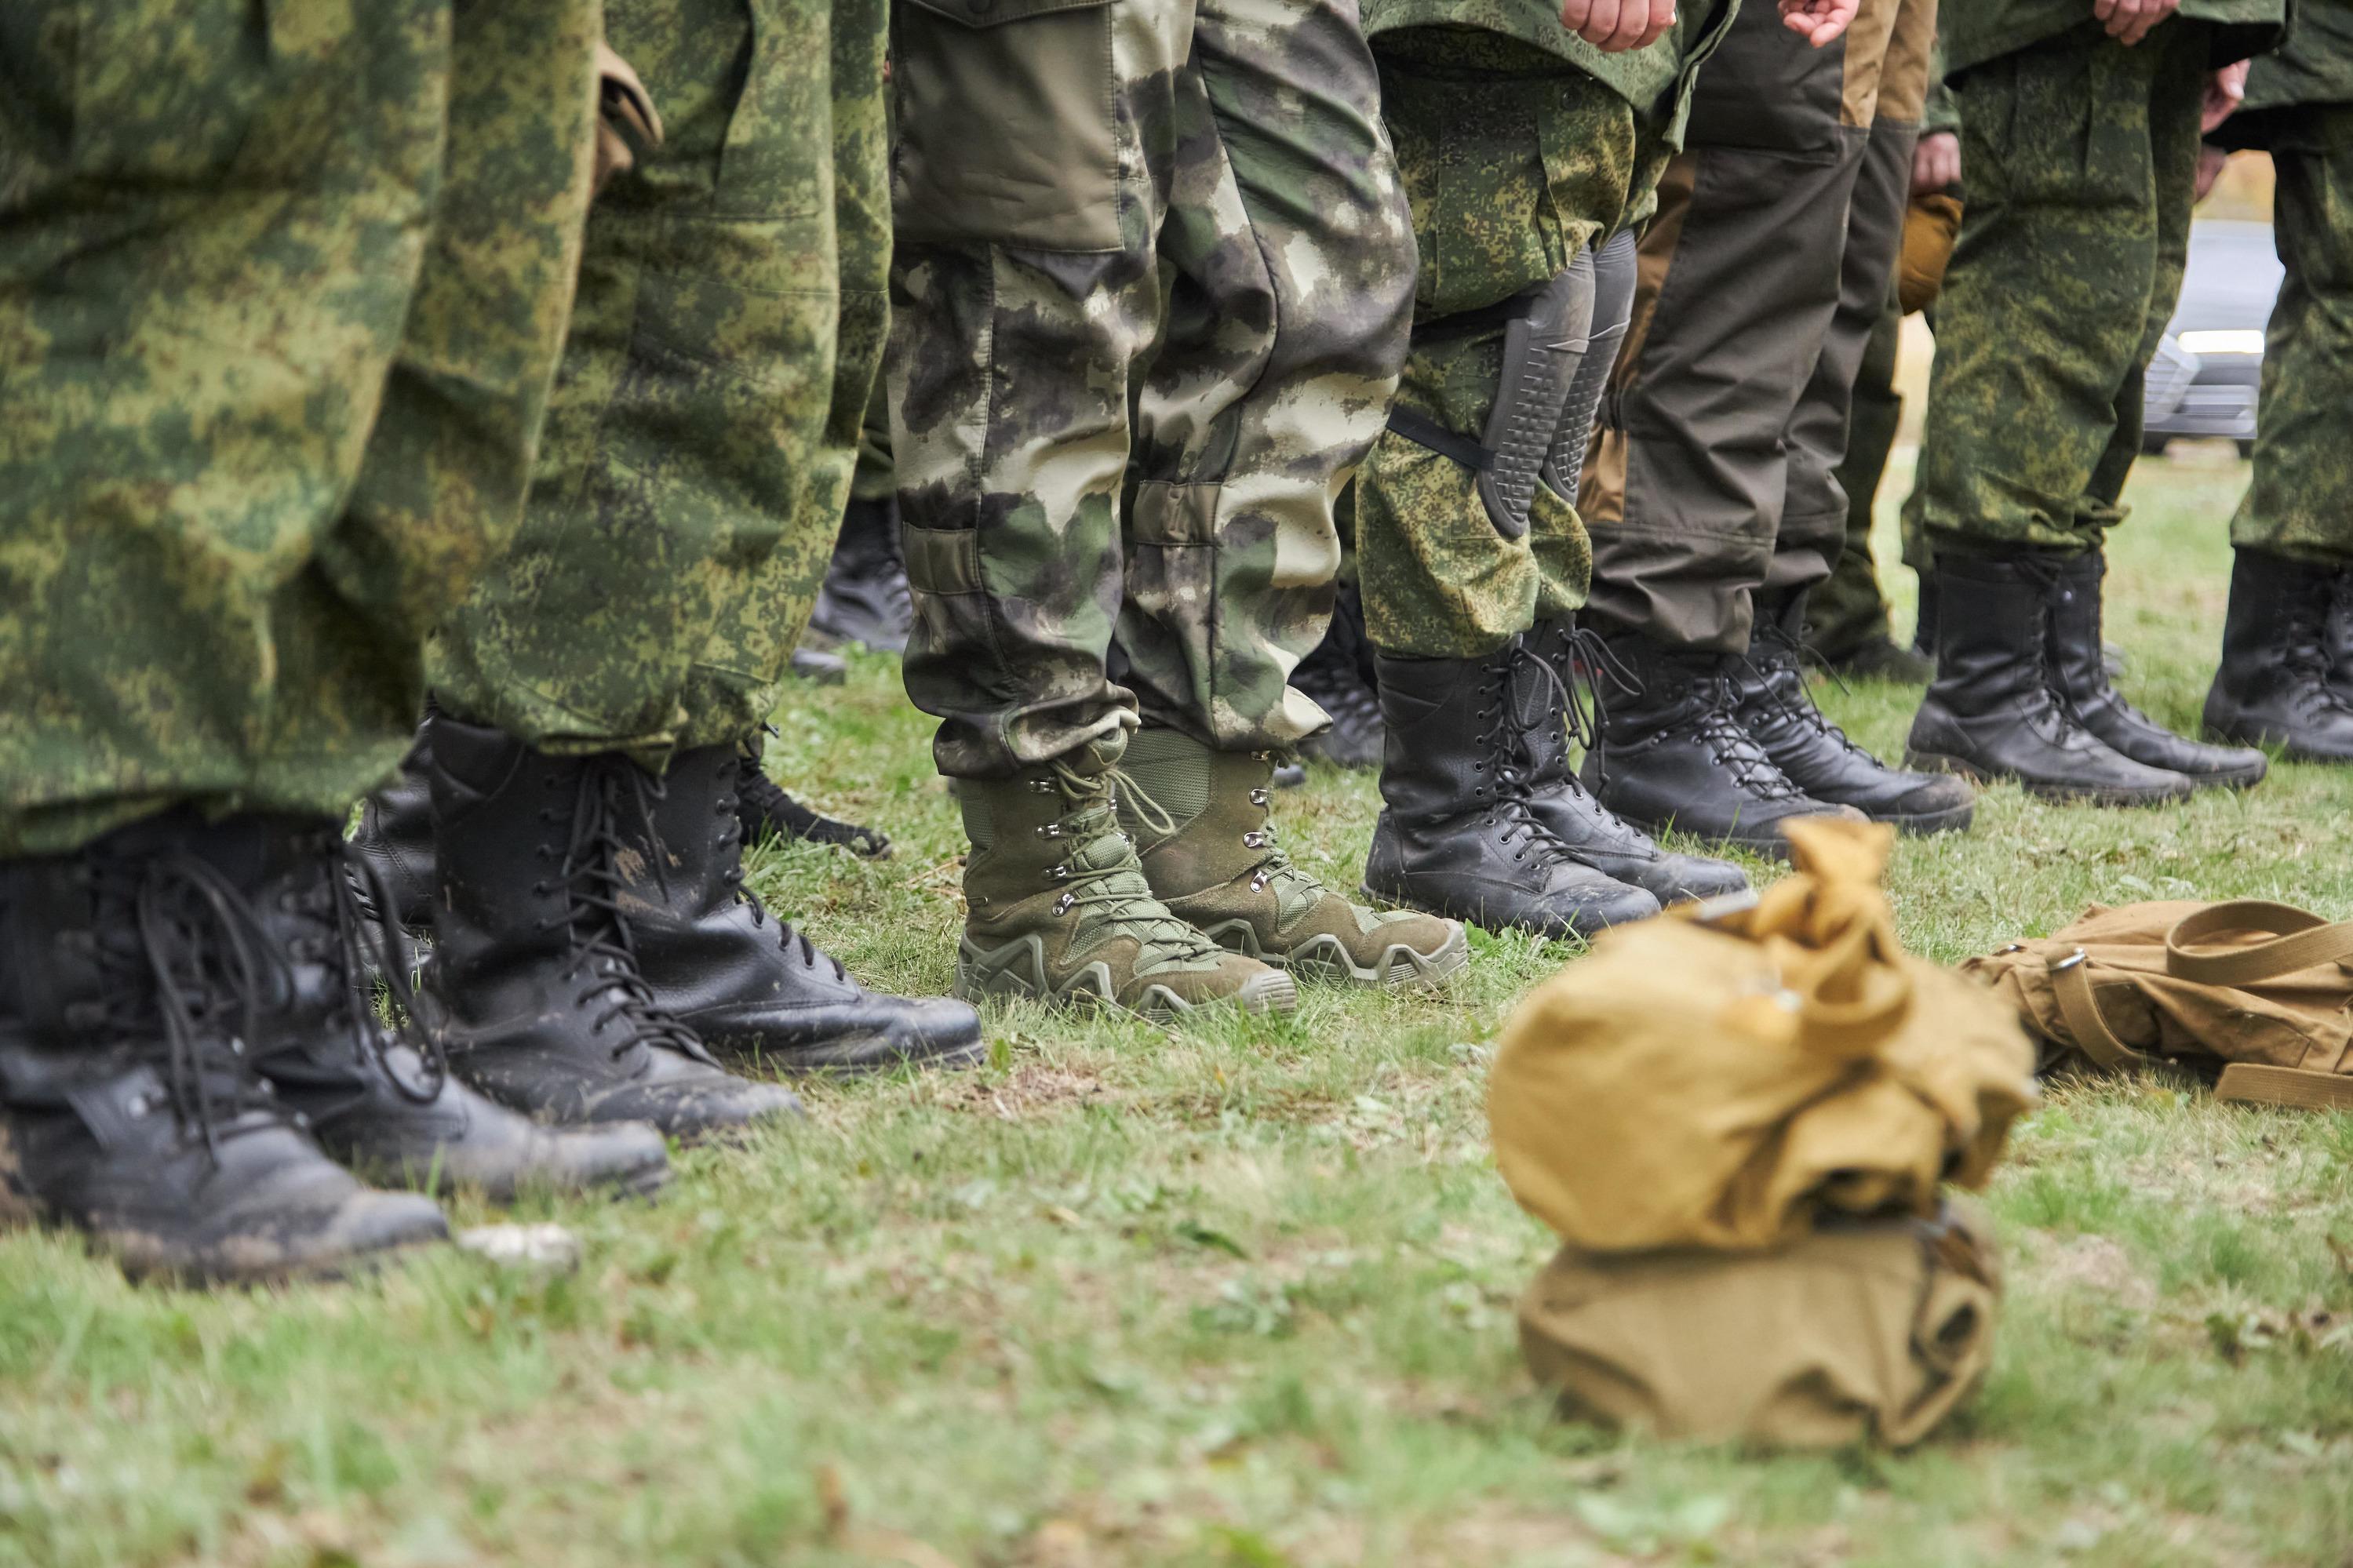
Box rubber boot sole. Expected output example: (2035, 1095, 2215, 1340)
(1905, 749, 2194, 808)
(955, 942, 1299, 1023)
(1191, 918, 1471, 991)
(1870, 798, 1978, 836)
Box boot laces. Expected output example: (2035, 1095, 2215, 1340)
(555, 759, 718, 1067)
(83, 852, 293, 1161)
(1743, 622, 1872, 760)
(719, 751, 847, 980)
(310, 839, 448, 1108)
(2280, 580, 2353, 713)
(1043, 762, 1225, 967)
(1473, 655, 1591, 870)
(738, 729, 889, 856)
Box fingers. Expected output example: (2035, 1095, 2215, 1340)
(1633, 0, 1677, 50)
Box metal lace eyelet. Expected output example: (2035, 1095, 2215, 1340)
(1029, 778, 1058, 794)
(1249, 788, 1270, 807)
(1035, 823, 1063, 839)
(1242, 831, 1269, 849)
(1250, 874, 1268, 893)
(1053, 892, 1076, 916)
(228, 1037, 246, 1056)
(1046, 864, 1070, 882)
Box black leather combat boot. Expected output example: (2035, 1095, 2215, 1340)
(2044, 549, 2266, 788)
(1364, 648, 1659, 940)
(1904, 552, 2193, 806)
(626, 743, 985, 1074)
(1295, 581, 1384, 772)
(0, 813, 448, 1284)
(1580, 631, 1865, 857)
(807, 496, 914, 655)
(735, 729, 891, 858)
(253, 825, 671, 1200)
(1736, 592, 1976, 834)
(1514, 622, 1749, 904)
(422, 715, 804, 1141)
(2203, 549, 2353, 762)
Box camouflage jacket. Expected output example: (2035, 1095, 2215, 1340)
(1943, 0, 2288, 76)
(2242, 0, 2352, 111)
(1362, 0, 1740, 144)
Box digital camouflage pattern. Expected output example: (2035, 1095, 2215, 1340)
(1942, 0, 2282, 77)
(0, 0, 599, 857)
(435, 0, 889, 761)
(2230, 104, 2353, 568)
(1353, 31, 1637, 658)
(1914, 22, 2209, 557)
(887, 0, 1413, 780)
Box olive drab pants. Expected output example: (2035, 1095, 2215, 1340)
(886, 0, 1415, 780)
(1912, 21, 2210, 557)
(433, 0, 890, 762)
(1581, 0, 1936, 653)
(0, 0, 599, 857)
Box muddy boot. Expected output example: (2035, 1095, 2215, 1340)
(253, 825, 671, 1200)
(348, 723, 436, 969)
(735, 730, 891, 859)
(1116, 728, 1466, 988)
(1736, 593, 1976, 835)
(1904, 552, 2193, 806)
(1514, 623, 1749, 906)
(2203, 548, 2353, 762)
(956, 760, 1299, 1019)
(1580, 631, 1866, 857)
(1295, 582, 1384, 771)
(1365, 649, 1660, 940)
(0, 813, 448, 1285)
(622, 744, 983, 1074)
(422, 714, 803, 1141)
(807, 496, 914, 655)
(2043, 548, 2266, 789)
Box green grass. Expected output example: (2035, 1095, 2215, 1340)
(6, 445, 2353, 1568)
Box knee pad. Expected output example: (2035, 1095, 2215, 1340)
(1541, 227, 1637, 507)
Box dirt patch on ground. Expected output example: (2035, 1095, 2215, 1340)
(2026, 1231, 2159, 1311)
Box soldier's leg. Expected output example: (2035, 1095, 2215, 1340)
(1106, 0, 1464, 988)
(2207, 104, 2353, 760)
(425, 0, 977, 1115)
(1731, 0, 1974, 834)
(1349, 33, 1739, 938)
(1806, 292, 1910, 667)
(0, 0, 610, 1278)
(1578, 0, 1892, 855)
(1906, 24, 2262, 801)
(890, 0, 1298, 1018)
(807, 377, 914, 656)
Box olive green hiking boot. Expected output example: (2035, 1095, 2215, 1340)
(957, 764, 1299, 1020)
(1117, 729, 1469, 990)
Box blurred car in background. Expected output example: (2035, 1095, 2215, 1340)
(2143, 219, 2284, 457)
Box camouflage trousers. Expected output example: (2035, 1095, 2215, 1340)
(1915, 21, 2209, 556)
(1351, 33, 1637, 660)
(434, 0, 888, 759)
(0, 0, 597, 857)
(887, 0, 1414, 779)
(2231, 104, 2353, 569)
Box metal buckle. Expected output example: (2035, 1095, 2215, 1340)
(2049, 948, 2089, 973)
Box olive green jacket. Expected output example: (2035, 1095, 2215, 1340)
(1943, 0, 2288, 76)
(1362, 0, 1739, 143)
(2243, 0, 2353, 110)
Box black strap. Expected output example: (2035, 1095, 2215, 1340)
(1386, 406, 1493, 471)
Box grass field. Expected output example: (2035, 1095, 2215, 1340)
(5, 447, 2351, 1568)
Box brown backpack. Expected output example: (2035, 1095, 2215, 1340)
(1965, 900, 2353, 1111)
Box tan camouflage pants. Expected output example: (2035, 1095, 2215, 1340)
(0, 0, 599, 856)
(887, 0, 1414, 779)
(434, 0, 889, 760)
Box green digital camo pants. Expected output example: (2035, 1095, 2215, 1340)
(434, 0, 889, 759)
(1582, 0, 1929, 653)
(2232, 104, 2353, 569)
(0, 0, 597, 857)
(887, 0, 1414, 779)
(1914, 20, 2209, 557)
(1351, 32, 1637, 660)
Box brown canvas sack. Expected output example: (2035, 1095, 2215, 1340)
(1965, 900, 2353, 1111)
(1488, 819, 2038, 1254)
(1518, 1200, 2002, 1448)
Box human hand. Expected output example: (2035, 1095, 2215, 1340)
(2193, 144, 2230, 203)
(1561, 0, 1678, 52)
(2202, 60, 2249, 133)
(1911, 131, 1960, 195)
(2092, 0, 2179, 47)
(1779, 0, 1859, 46)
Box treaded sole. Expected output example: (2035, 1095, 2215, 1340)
(1193, 919, 1471, 991)
(1904, 750, 2193, 809)
(956, 950, 1299, 1022)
